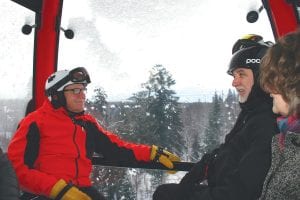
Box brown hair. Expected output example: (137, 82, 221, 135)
(259, 30, 300, 116)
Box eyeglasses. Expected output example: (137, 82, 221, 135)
(63, 88, 87, 95)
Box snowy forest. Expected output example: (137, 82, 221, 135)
(0, 64, 239, 200)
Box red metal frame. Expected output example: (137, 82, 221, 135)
(33, 0, 63, 109)
(263, 0, 299, 39)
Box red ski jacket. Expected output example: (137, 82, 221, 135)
(7, 100, 151, 197)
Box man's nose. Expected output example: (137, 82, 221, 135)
(232, 77, 240, 87)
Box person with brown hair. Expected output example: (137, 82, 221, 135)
(259, 30, 300, 200)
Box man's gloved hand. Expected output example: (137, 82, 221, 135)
(150, 145, 180, 169)
(178, 153, 212, 196)
(49, 179, 91, 200)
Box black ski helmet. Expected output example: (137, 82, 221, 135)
(45, 67, 91, 108)
(228, 43, 273, 107)
(227, 45, 268, 78)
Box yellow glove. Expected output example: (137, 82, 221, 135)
(49, 179, 91, 200)
(150, 145, 180, 169)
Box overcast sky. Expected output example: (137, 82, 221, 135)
(1, 0, 274, 102)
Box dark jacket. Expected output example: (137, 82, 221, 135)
(189, 87, 278, 200)
(0, 148, 20, 200)
(259, 132, 300, 200)
(7, 100, 151, 197)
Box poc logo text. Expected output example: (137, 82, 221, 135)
(246, 59, 260, 64)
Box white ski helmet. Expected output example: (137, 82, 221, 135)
(45, 67, 91, 108)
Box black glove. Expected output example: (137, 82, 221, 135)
(178, 153, 212, 197)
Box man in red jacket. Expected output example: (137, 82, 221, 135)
(8, 67, 179, 200)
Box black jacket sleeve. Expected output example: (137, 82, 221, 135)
(0, 148, 20, 200)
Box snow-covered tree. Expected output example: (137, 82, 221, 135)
(220, 89, 239, 141)
(86, 87, 108, 125)
(130, 64, 184, 155)
(203, 92, 223, 153)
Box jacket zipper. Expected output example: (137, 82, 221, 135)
(72, 120, 80, 185)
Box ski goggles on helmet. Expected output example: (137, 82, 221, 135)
(45, 67, 91, 96)
(232, 34, 273, 54)
(68, 67, 91, 83)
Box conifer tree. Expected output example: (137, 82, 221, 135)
(203, 92, 223, 153)
(130, 64, 184, 155)
(93, 167, 135, 200)
(191, 133, 202, 161)
(221, 89, 239, 140)
(86, 87, 108, 125)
